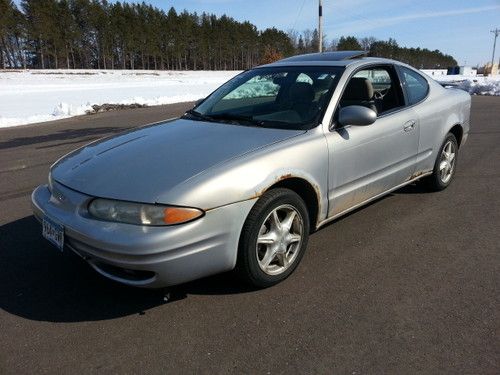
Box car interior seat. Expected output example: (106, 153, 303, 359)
(288, 82, 315, 120)
(313, 75, 334, 102)
(340, 77, 377, 113)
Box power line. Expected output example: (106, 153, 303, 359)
(290, 0, 307, 32)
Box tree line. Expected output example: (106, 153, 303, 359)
(0, 0, 293, 70)
(334, 35, 457, 68)
(287, 32, 457, 69)
(1, 0, 457, 70)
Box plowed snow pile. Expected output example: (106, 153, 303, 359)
(0, 69, 240, 127)
(433, 75, 500, 96)
(1, 69, 498, 128)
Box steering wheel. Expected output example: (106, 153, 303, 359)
(374, 87, 390, 100)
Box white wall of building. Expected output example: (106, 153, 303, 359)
(421, 69, 448, 76)
(458, 66, 477, 76)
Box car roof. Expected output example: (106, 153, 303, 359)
(280, 50, 367, 62)
(260, 52, 399, 68)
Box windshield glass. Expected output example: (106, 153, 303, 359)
(185, 66, 344, 130)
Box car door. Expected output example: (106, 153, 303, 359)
(398, 66, 435, 174)
(325, 65, 419, 217)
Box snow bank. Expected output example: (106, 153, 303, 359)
(1, 69, 498, 128)
(0, 69, 240, 128)
(225, 81, 278, 99)
(432, 75, 500, 96)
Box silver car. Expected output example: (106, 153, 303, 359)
(32, 51, 471, 288)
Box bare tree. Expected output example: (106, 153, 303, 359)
(359, 36, 377, 51)
(287, 29, 299, 48)
(328, 38, 339, 51)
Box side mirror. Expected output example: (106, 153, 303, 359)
(338, 105, 376, 126)
(194, 98, 205, 107)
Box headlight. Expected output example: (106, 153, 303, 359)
(88, 198, 204, 226)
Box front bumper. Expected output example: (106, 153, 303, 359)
(31, 182, 256, 288)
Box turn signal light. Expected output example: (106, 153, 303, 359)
(163, 207, 204, 225)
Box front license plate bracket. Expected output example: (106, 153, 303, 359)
(42, 216, 64, 251)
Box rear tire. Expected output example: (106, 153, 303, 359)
(423, 133, 458, 191)
(236, 188, 310, 288)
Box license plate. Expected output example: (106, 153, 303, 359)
(42, 216, 64, 251)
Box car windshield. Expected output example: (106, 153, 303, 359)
(183, 66, 344, 130)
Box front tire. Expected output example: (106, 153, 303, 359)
(236, 188, 310, 288)
(424, 133, 458, 191)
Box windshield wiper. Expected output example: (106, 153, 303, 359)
(208, 113, 264, 127)
(183, 110, 264, 127)
(182, 109, 216, 122)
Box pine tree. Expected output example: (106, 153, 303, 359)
(337, 36, 362, 51)
(2, 1, 458, 70)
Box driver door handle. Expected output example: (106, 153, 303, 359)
(404, 120, 416, 132)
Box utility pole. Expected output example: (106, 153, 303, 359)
(491, 28, 500, 66)
(318, 0, 323, 53)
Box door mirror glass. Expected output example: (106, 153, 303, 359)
(338, 105, 377, 126)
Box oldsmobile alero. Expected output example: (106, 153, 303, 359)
(32, 51, 471, 288)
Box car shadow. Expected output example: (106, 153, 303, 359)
(394, 181, 430, 195)
(0, 182, 430, 323)
(0, 216, 255, 323)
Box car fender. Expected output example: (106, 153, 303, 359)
(433, 90, 470, 160)
(415, 86, 470, 173)
(156, 127, 330, 223)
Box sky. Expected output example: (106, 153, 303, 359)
(13, 0, 500, 66)
(137, 0, 500, 66)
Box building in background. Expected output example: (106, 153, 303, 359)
(421, 69, 448, 76)
(483, 63, 499, 76)
(447, 66, 478, 76)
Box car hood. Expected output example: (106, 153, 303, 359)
(51, 118, 304, 204)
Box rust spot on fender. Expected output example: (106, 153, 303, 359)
(278, 173, 293, 181)
(248, 191, 263, 200)
(251, 174, 321, 203)
(406, 170, 430, 182)
(312, 183, 323, 228)
(250, 174, 294, 199)
(312, 183, 321, 200)
(246, 174, 323, 229)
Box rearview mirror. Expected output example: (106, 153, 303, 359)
(338, 105, 376, 126)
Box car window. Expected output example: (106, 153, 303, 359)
(401, 67, 429, 105)
(192, 66, 343, 130)
(353, 69, 391, 89)
(339, 66, 404, 117)
(224, 74, 281, 101)
(296, 73, 313, 84)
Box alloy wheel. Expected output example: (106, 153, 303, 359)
(256, 204, 304, 275)
(439, 140, 456, 184)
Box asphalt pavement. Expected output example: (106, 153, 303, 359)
(0, 97, 498, 374)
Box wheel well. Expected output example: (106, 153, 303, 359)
(267, 177, 319, 232)
(449, 124, 463, 147)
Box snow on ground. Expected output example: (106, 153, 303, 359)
(1, 69, 498, 128)
(0, 69, 240, 128)
(431, 74, 500, 96)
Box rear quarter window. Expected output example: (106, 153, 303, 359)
(401, 67, 429, 105)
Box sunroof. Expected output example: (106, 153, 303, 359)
(279, 51, 367, 62)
